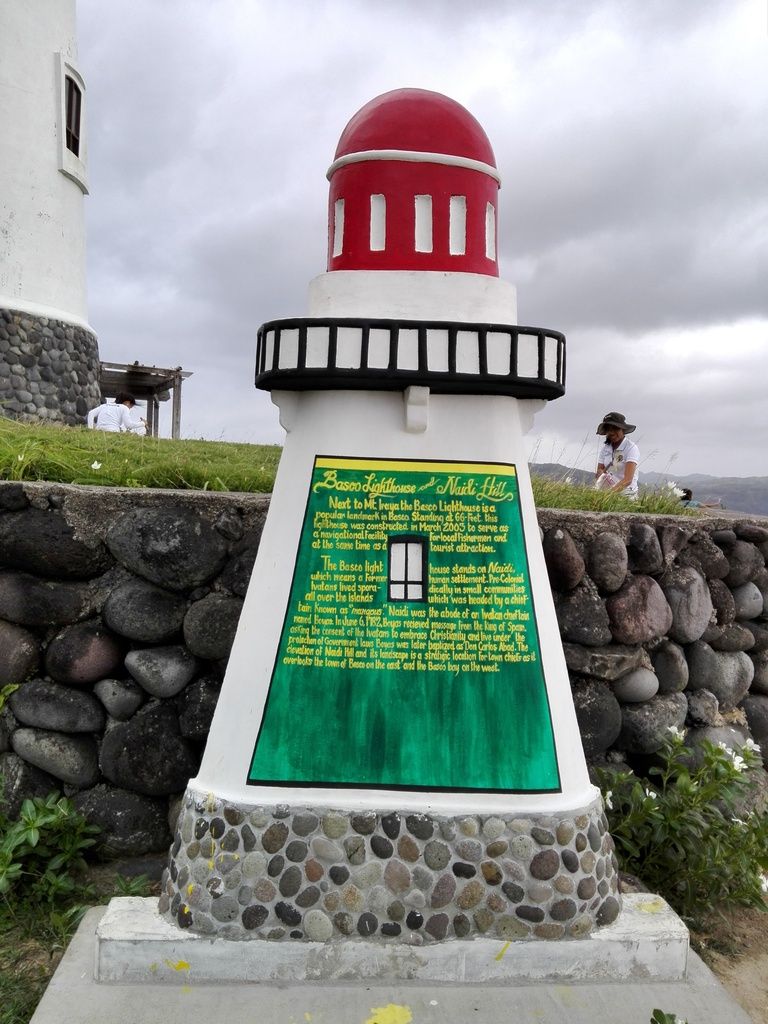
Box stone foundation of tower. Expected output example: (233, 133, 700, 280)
(161, 790, 620, 943)
(0, 308, 101, 424)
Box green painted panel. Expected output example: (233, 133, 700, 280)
(248, 457, 560, 793)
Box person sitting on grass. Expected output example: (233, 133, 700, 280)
(594, 411, 639, 498)
(680, 488, 722, 509)
(87, 392, 139, 433)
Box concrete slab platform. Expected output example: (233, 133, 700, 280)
(95, 894, 689, 985)
(29, 905, 755, 1024)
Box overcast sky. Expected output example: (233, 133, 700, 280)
(76, 0, 767, 480)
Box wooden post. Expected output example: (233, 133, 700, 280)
(171, 370, 183, 440)
(146, 397, 156, 437)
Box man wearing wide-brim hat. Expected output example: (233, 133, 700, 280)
(594, 412, 639, 497)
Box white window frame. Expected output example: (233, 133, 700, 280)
(388, 535, 428, 602)
(55, 53, 88, 194)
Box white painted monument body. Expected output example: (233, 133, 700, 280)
(164, 89, 620, 943)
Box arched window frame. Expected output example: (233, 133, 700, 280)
(55, 53, 88, 194)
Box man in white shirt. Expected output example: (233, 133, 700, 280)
(594, 412, 639, 497)
(87, 392, 138, 433)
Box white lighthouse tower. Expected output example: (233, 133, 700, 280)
(164, 89, 620, 944)
(0, 0, 100, 423)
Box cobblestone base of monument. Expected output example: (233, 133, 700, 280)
(160, 790, 621, 943)
(0, 308, 101, 424)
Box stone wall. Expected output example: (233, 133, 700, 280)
(1, 480, 767, 860)
(0, 309, 101, 424)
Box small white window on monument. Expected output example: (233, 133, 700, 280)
(332, 198, 345, 257)
(388, 535, 427, 602)
(65, 75, 82, 156)
(449, 195, 467, 255)
(485, 201, 496, 261)
(414, 195, 433, 252)
(370, 194, 386, 251)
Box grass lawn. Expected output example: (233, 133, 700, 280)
(0, 417, 692, 515)
(0, 417, 281, 493)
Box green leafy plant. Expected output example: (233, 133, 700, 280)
(651, 1012, 688, 1024)
(0, 794, 100, 904)
(0, 684, 19, 712)
(595, 730, 768, 921)
(113, 873, 153, 897)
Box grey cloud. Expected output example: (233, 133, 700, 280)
(74, 0, 766, 476)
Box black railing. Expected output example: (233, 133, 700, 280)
(255, 317, 566, 400)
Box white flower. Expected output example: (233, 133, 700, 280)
(91, 460, 102, 470)
(17, 454, 23, 461)
(645, 788, 658, 800)
(604, 790, 613, 810)
(717, 742, 748, 771)
(667, 726, 684, 740)
(744, 738, 761, 754)
(761, 874, 768, 894)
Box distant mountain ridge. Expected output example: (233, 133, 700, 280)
(530, 463, 768, 517)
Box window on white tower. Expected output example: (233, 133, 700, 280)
(414, 195, 433, 252)
(449, 196, 467, 255)
(388, 536, 428, 602)
(65, 76, 82, 156)
(370, 194, 386, 251)
(56, 54, 88, 193)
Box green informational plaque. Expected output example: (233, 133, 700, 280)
(248, 457, 560, 793)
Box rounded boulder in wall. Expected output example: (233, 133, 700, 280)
(45, 620, 124, 687)
(102, 578, 187, 642)
(106, 509, 228, 591)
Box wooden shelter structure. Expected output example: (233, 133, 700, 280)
(98, 362, 192, 439)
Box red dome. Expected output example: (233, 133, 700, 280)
(334, 89, 496, 168)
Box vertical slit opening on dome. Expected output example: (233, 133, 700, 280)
(414, 195, 433, 253)
(332, 198, 345, 257)
(449, 195, 466, 255)
(370, 194, 386, 251)
(485, 202, 496, 261)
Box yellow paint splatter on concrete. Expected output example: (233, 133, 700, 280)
(553, 984, 588, 1008)
(187, 883, 195, 895)
(164, 959, 191, 972)
(364, 1004, 412, 1024)
(637, 897, 666, 914)
(494, 940, 511, 961)
(304, 1015, 313, 1022)
(149, 962, 158, 974)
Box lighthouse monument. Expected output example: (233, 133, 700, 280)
(158, 88, 621, 946)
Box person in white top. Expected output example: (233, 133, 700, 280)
(594, 412, 640, 497)
(87, 392, 138, 433)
